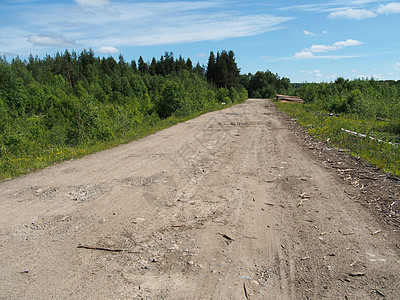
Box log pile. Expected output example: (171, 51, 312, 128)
(275, 94, 304, 103)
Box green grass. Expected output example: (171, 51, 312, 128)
(275, 102, 400, 177)
(0, 101, 242, 181)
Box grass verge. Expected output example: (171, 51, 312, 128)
(275, 101, 400, 177)
(0, 101, 243, 181)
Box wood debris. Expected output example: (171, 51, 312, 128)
(77, 244, 126, 252)
(243, 282, 249, 299)
(299, 193, 311, 199)
(218, 233, 235, 242)
(341, 128, 398, 146)
(371, 288, 386, 297)
(275, 94, 304, 103)
(171, 224, 185, 228)
(348, 271, 366, 277)
(300, 256, 310, 261)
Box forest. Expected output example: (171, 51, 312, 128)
(1, 48, 399, 178)
(0, 50, 251, 178)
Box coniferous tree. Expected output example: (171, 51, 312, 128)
(138, 56, 148, 74)
(130, 60, 137, 73)
(206, 51, 216, 84)
(185, 58, 193, 71)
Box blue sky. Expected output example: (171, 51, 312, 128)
(1, 0, 399, 82)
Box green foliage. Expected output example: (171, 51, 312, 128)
(157, 80, 185, 118)
(0, 49, 247, 179)
(246, 70, 293, 98)
(276, 96, 400, 177)
(295, 78, 400, 120)
(276, 78, 400, 176)
(206, 50, 241, 89)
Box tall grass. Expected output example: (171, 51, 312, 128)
(276, 102, 400, 176)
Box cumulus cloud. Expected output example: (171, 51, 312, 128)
(96, 46, 119, 53)
(328, 8, 377, 20)
(310, 39, 363, 53)
(27, 34, 76, 47)
(327, 2, 400, 20)
(309, 39, 363, 53)
(294, 39, 363, 59)
(377, 2, 400, 14)
(394, 62, 400, 70)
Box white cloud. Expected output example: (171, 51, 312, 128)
(0, 1, 294, 57)
(300, 69, 325, 78)
(96, 46, 119, 54)
(27, 34, 76, 47)
(92, 14, 293, 47)
(309, 39, 363, 53)
(303, 30, 315, 36)
(310, 44, 338, 52)
(73, 0, 110, 7)
(294, 51, 314, 58)
(314, 70, 323, 77)
(394, 62, 400, 70)
(323, 30, 329, 34)
(293, 39, 364, 59)
(197, 53, 208, 57)
(334, 39, 363, 47)
(377, 2, 400, 14)
(328, 8, 377, 20)
(356, 73, 382, 79)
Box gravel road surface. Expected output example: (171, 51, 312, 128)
(1, 99, 399, 299)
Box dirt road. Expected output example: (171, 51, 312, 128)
(1, 99, 399, 299)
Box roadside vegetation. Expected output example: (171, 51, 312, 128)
(2, 47, 399, 179)
(275, 78, 400, 176)
(0, 50, 247, 180)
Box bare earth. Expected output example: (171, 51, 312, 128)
(1, 99, 399, 299)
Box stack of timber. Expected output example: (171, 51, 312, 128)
(275, 94, 304, 103)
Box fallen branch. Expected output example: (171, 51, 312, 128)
(341, 128, 398, 146)
(348, 271, 366, 277)
(77, 244, 126, 252)
(371, 288, 386, 297)
(218, 233, 235, 241)
(243, 282, 249, 300)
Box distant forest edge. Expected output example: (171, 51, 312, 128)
(1, 49, 399, 178)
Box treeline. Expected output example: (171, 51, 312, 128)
(204, 51, 293, 98)
(0, 49, 247, 177)
(295, 77, 400, 119)
(239, 71, 293, 99)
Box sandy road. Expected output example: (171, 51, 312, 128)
(0, 99, 399, 299)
